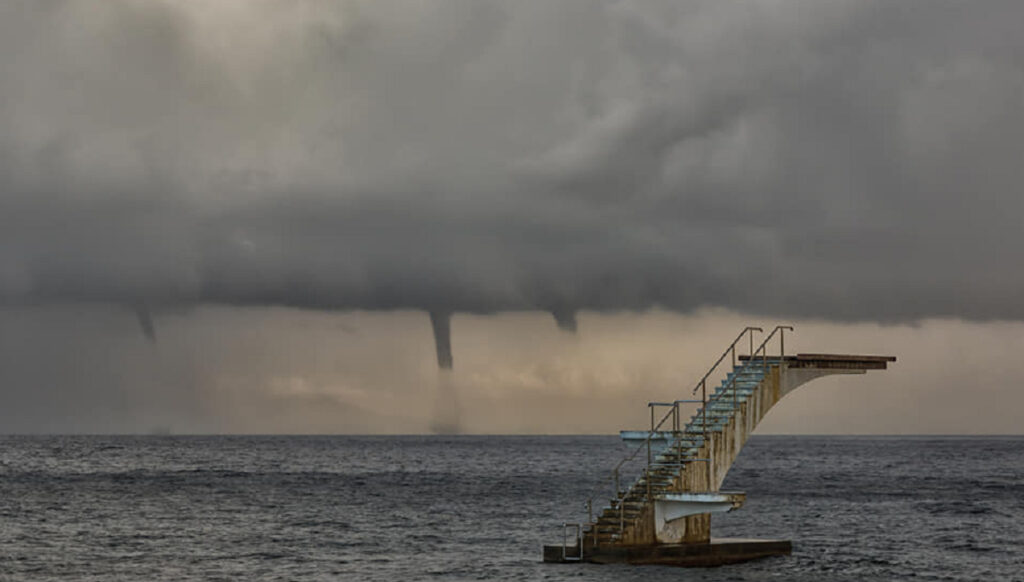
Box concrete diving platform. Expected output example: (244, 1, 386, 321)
(543, 326, 895, 568)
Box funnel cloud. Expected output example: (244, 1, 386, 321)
(552, 309, 579, 333)
(133, 305, 156, 343)
(429, 312, 454, 370)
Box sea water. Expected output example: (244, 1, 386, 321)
(1, 435, 1021, 581)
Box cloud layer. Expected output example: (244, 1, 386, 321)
(3, 0, 1024, 321)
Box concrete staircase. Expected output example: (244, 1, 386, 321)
(588, 361, 772, 547)
(547, 327, 895, 565)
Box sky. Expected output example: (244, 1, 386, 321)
(1, 0, 1023, 434)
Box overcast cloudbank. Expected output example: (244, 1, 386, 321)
(2, 0, 1023, 322)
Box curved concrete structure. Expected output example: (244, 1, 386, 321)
(544, 328, 895, 566)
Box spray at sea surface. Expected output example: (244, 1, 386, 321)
(0, 435, 1021, 581)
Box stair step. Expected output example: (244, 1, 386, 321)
(692, 408, 734, 418)
(684, 426, 725, 434)
(654, 452, 698, 461)
(723, 372, 765, 380)
(598, 516, 633, 524)
(705, 405, 741, 414)
(666, 448, 703, 456)
(724, 369, 765, 377)
(715, 385, 758, 394)
(688, 420, 731, 429)
(689, 414, 732, 423)
(657, 445, 700, 452)
(715, 385, 759, 394)
(714, 386, 756, 394)
(690, 413, 732, 421)
(711, 395, 753, 403)
(722, 375, 764, 382)
(671, 438, 705, 448)
(597, 514, 637, 522)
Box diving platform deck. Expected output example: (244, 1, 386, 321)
(740, 353, 896, 370)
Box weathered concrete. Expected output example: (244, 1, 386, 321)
(546, 334, 894, 568)
(654, 492, 744, 543)
(627, 354, 895, 546)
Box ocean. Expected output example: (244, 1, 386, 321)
(0, 435, 1021, 581)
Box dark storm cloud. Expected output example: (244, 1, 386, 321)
(2, 0, 1024, 321)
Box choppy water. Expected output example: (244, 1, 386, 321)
(1, 435, 1022, 581)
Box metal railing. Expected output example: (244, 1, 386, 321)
(561, 523, 583, 561)
(699, 325, 793, 416)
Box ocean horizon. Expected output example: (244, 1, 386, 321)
(1, 434, 1021, 580)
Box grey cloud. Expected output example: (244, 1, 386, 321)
(2, 0, 1024, 321)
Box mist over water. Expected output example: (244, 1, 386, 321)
(1, 435, 1021, 581)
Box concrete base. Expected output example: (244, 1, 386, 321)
(543, 538, 791, 567)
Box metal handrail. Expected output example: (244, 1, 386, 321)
(561, 523, 583, 561)
(687, 325, 791, 490)
(703, 325, 793, 414)
(690, 327, 763, 396)
(612, 403, 675, 496)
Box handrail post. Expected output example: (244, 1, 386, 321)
(647, 407, 655, 471)
(676, 422, 683, 478)
(701, 379, 707, 439)
(733, 365, 737, 410)
(646, 434, 651, 469)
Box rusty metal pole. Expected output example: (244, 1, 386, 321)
(676, 416, 683, 481)
(647, 407, 654, 469)
(646, 467, 652, 500)
(646, 435, 651, 470)
(701, 379, 707, 440)
(619, 501, 624, 535)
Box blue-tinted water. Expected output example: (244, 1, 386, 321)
(0, 435, 1021, 581)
